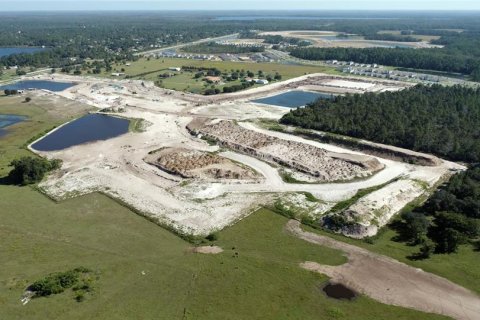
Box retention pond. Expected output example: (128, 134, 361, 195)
(0, 80, 76, 92)
(252, 90, 333, 108)
(32, 114, 130, 151)
(0, 114, 26, 137)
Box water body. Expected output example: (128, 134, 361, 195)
(322, 282, 357, 300)
(252, 90, 334, 108)
(0, 47, 45, 58)
(32, 114, 130, 151)
(0, 114, 26, 137)
(0, 80, 76, 92)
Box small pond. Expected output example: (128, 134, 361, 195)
(0, 47, 45, 58)
(0, 80, 76, 92)
(32, 114, 130, 151)
(0, 114, 26, 137)
(252, 90, 334, 108)
(322, 282, 357, 300)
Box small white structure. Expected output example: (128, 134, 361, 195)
(256, 79, 269, 85)
(169, 67, 181, 72)
(111, 73, 125, 77)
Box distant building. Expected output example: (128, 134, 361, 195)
(205, 76, 222, 83)
(256, 79, 269, 85)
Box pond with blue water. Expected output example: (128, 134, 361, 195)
(0, 114, 26, 137)
(0, 47, 45, 58)
(32, 114, 130, 151)
(252, 90, 334, 108)
(0, 80, 76, 92)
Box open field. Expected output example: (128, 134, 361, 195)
(98, 57, 338, 93)
(0, 186, 453, 320)
(377, 30, 441, 42)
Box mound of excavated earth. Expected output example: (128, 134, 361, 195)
(188, 119, 384, 182)
(144, 147, 259, 181)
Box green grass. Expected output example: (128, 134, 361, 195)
(0, 188, 449, 319)
(92, 57, 337, 94)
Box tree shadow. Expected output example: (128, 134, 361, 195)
(0, 173, 17, 186)
(389, 220, 412, 243)
(407, 252, 429, 261)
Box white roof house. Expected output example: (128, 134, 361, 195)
(256, 79, 269, 85)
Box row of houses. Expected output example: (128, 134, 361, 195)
(327, 60, 379, 69)
(342, 66, 441, 82)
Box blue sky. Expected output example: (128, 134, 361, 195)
(2, 0, 480, 11)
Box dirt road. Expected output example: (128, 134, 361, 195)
(286, 220, 480, 320)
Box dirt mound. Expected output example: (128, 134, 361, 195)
(145, 147, 258, 181)
(189, 120, 383, 182)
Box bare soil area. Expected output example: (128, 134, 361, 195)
(191, 246, 224, 254)
(21, 73, 460, 238)
(144, 147, 259, 181)
(287, 220, 480, 320)
(189, 119, 384, 182)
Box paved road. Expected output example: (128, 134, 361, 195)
(137, 33, 239, 56)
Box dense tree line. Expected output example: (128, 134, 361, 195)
(281, 85, 480, 162)
(397, 166, 480, 256)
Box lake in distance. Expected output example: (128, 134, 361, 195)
(0, 47, 45, 58)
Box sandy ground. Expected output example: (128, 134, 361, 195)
(20, 73, 460, 238)
(191, 246, 224, 254)
(286, 220, 480, 320)
(259, 30, 442, 49)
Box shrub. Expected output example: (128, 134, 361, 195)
(8, 156, 62, 185)
(206, 233, 218, 241)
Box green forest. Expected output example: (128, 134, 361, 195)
(395, 166, 480, 256)
(281, 85, 480, 162)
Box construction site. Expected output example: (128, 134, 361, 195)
(20, 72, 462, 239)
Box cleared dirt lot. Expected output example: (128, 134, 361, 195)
(259, 30, 442, 49)
(23, 73, 459, 238)
(287, 220, 480, 320)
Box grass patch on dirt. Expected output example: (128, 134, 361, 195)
(302, 222, 480, 295)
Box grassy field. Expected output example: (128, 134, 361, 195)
(377, 30, 441, 42)
(0, 188, 451, 320)
(96, 57, 337, 93)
